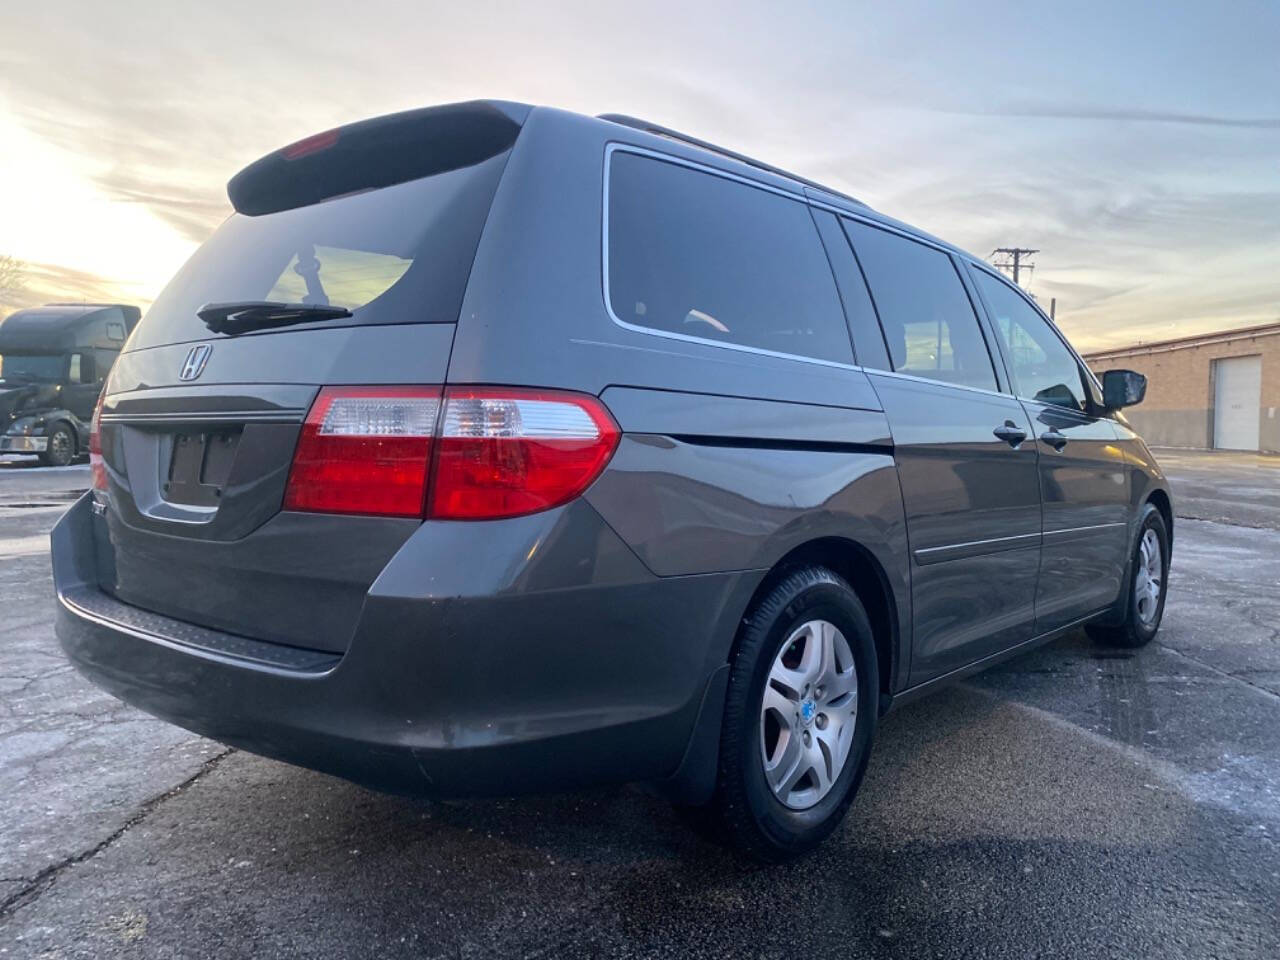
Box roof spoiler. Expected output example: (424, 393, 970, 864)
(228, 100, 531, 216)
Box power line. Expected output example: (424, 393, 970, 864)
(990, 247, 1039, 286)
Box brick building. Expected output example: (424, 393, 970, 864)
(1084, 322, 1280, 454)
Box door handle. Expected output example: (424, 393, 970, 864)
(993, 422, 1027, 447)
(1040, 429, 1069, 451)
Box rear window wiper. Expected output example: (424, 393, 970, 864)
(197, 301, 352, 336)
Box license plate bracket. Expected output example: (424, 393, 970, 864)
(163, 430, 241, 506)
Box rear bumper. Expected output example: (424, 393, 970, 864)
(53, 493, 753, 797)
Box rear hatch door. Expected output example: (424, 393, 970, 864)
(93, 102, 525, 654)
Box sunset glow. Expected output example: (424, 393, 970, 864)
(0, 105, 197, 305)
(1, 0, 1276, 351)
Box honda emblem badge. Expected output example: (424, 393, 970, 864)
(179, 344, 212, 381)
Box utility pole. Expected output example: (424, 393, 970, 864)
(991, 247, 1039, 286)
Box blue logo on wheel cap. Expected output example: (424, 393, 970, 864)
(801, 699, 817, 725)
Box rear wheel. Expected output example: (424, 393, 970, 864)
(39, 423, 76, 467)
(1087, 503, 1169, 649)
(711, 567, 878, 861)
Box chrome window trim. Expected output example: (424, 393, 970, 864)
(864, 361, 1018, 403)
(601, 142, 863, 372)
(600, 143, 1074, 399)
(826, 210, 1005, 396)
(1016, 395, 1102, 422)
(809, 199, 961, 259)
(1016, 395, 1091, 415)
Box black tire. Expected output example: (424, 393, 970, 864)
(39, 423, 76, 467)
(711, 566, 879, 862)
(1087, 503, 1170, 649)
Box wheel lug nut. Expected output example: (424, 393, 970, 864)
(815, 714, 828, 730)
(815, 686, 824, 700)
(803, 731, 811, 746)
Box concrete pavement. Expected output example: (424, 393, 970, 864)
(1, 452, 1277, 958)
(1152, 447, 1280, 530)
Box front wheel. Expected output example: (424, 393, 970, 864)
(39, 423, 76, 467)
(710, 567, 879, 861)
(1087, 503, 1170, 648)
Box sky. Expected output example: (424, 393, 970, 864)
(0, 0, 1277, 352)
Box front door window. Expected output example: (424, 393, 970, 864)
(972, 270, 1086, 410)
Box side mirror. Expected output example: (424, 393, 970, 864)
(1102, 369, 1147, 410)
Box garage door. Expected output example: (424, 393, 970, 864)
(1213, 355, 1262, 451)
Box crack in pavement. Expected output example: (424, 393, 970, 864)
(1157, 642, 1280, 702)
(0, 747, 235, 920)
(0, 665, 76, 694)
(0, 695, 139, 740)
(1176, 511, 1279, 530)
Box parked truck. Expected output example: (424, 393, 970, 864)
(0, 303, 139, 466)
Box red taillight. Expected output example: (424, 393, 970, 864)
(89, 394, 107, 492)
(430, 388, 620, 520)
(284, 386, 442, 518)
(283, 386, 619, 521)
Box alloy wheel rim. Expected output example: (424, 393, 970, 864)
(759, 619, 858, 810)
(1135, 528, 1164, 625)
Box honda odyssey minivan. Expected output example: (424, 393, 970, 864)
(53, 100, 1172, 860)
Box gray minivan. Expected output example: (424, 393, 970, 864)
(52, 101, 1172, 860)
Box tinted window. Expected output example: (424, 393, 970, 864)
(0, 354, 64, 383)
(973, 270, 1085, 410)
(95, 349, 119, 382)
(843, 219, 996, 392)
(810, 210, 891, 369)
(129, 150, 510, 350)
(608, 153, 853, 364)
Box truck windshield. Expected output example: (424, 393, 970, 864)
(0, 354, 65, 383)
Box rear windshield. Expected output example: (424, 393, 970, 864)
(128, 151, 510, 350)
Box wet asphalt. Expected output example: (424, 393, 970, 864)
(1, 450, 1277, 958)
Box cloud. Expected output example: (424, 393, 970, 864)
(99, 180, 230, 245)
(949, 103, 1280, 130)
(1, 0, 1277, 353)
(11, 101, 235, 244)
(0, 260, 136, 315)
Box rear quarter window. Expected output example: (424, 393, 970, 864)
(607, 151, 853, 365)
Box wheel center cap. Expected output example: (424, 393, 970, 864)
(800, 698, 817, 726)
